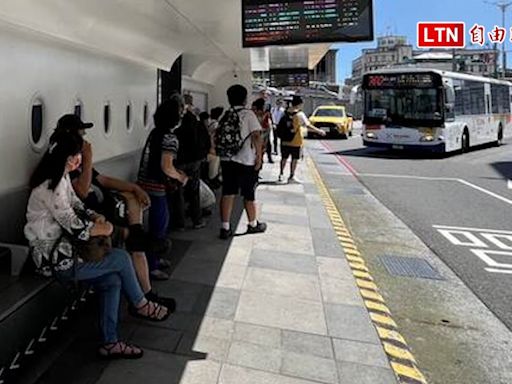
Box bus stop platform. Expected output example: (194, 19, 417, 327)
(34, 153, 398, 384)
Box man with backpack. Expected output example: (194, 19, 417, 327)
(278, 96, 326, 183)
(216, 84, 266, 240)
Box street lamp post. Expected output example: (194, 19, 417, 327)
(486, 1, 512, 78)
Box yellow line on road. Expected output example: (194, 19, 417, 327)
(307, 157, 428, 384)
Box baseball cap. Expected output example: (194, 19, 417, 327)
(55, 114, 94, 133)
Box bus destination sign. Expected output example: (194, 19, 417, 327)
(242, 0, 374, 47)
(364, 73, 439, 89)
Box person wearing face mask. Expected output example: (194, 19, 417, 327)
(52, 114, 174, 304)
(25, 131, 170, 360)
(138, 94, 188, 280)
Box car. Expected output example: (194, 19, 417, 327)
(308, 105, 353, 139)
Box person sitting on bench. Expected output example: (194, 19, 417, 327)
(25, 131, 170, 359)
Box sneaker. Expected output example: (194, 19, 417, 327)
(193, 221, 207, 230)
(219, 228, 233, 240)
(288, 176, 302, 184)
(278, 174, 285, 183)
(247, 222, 267, 235)
(149, 269, 170, 281)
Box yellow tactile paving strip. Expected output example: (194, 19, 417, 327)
(307, 157, 428, 384)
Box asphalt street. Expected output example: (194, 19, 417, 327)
(312, 126, 512, 330)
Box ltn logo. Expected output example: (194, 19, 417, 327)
(417, 22, 466, 48)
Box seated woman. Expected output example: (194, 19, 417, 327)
(24, 131, 169, 359)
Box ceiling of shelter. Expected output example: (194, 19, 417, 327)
(0, 0, 250, 80)
(0, 0, 332, 84)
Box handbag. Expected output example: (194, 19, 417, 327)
(73, 235, 112, 263)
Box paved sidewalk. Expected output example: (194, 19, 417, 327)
(62, 155, 398, 384)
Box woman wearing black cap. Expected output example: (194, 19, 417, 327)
(25, 131, 170, 359)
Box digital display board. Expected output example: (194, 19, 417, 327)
(242, 0, 374, 47)
(363, 73, 442, 89)
(269, 68, 310, 87)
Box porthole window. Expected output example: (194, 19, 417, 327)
(143, 102, 149, 128)
(103, 103, 111, 135)
(74, 100, 83, 119)
(31, 101, 44, 146)
(126, 103, 132, 131)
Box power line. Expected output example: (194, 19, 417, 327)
(485, 0, 512, 77)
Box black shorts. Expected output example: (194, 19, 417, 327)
(281, 145, 302, 160)
(221, 161, 258, 201)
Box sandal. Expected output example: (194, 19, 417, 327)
(98, 341, 144, 360)
(129, 300, 170, 322)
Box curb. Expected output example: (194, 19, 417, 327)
(307, 157, 428, 384)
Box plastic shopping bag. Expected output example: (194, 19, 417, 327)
(199, 179, 216, 208)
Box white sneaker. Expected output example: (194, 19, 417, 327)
(288, 176, 302, 184)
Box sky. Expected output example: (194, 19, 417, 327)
(335, 0, 511, 83)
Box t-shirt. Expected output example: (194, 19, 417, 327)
(225, 107, 262, 166)
(272, 106, 285, 126)
(282, 110, 309, 148)
(138, 128, 179, 195)
(175, 111, 211, 165)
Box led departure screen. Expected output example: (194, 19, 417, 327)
(242, 0, 373, 47)
(363, 73, 441, 89)
(269, 68, 310, 87)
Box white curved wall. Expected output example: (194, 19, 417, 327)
(0, 22, 156, 193)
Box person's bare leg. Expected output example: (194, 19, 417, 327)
(244, 199, 257, 222)
(280, 157, 287, 176)
(290, 159, 298, 178)
(131, 252, 151, 294)
(120, 192, 143, 225)
(119, 192, 153, 292)
(221, 195, 235, 223)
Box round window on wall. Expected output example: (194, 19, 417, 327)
(74, 100, 83, 119)
(31, 100, 44, 147)
(126, 103, 132, 131)
(143, 102, 149, 128)
(103, 103, 111, 135)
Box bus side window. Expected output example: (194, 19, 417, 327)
(444, 85, 455, 121)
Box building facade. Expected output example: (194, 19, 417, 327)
(345, 35, 499, 86)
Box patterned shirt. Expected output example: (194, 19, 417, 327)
(138, 128, 179, 195)
(25, 175, 94, 276)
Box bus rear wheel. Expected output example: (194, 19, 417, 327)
(461, 130, 470, 153)
(496, 126, 503, 147)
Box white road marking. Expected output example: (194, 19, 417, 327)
(349, 172, 512, 207)
(437, 230, 489, 248)
(435, 225, 512, 275)
(433, 225, 512, 235)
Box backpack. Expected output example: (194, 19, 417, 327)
(215, 108, 245, 158)
(276, 111, 298, 142)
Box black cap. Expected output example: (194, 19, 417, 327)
(55, 114, 93, 133)
(291, 96, 303, 107)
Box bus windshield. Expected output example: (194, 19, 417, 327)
(364, 88, 443, 127)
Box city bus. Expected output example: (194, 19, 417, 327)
(361, 68, 512, 153)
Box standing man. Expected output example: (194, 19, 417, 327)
(271, 99, 285, 155)
(217, 85, 266, 239)
(172, 95, 211, 230)
(279, 96, 326, 183)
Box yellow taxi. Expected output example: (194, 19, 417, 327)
(308, 105, 353, 139)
